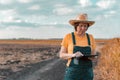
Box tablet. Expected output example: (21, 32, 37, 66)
(83, 54, 98, 57)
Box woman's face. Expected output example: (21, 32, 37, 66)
(76, 23, 88, 35)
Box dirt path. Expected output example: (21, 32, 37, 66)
(6, 56, 100, 80)
(6, 58, 66, 80)
(22, 58, 66, 80)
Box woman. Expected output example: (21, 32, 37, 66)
(59, 13, 97, 80)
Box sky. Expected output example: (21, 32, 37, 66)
(0, 0, 119, 39)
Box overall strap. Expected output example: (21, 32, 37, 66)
(86, 33, 91, 45)
(71, 32, 76, 45)
(72, 32, 91, 45)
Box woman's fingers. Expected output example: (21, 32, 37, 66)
(75, 51, 84, 57)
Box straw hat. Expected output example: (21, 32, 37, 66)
(69, 13, 95, 27)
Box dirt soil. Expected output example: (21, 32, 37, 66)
(0, 44, 60, 80)
(0, 42, 104, 80)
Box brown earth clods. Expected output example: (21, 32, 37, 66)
(0, 44, 60, 80)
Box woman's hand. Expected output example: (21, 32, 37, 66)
(88, 55, 98, 61)
(74, 51, 84, 58)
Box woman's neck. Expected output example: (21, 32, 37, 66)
(75, 31, 85, 37)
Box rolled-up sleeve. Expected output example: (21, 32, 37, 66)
(61, 34, 69, 49)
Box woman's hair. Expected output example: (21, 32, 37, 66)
(74, 22, 89, 31)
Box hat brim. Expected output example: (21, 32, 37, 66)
(69, 20, 95, 27)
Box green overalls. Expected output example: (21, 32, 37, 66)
(64, 32, 93, 80)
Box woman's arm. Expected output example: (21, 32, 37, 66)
(59, 46, 75, 60)
(59, 46, 83, 60)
